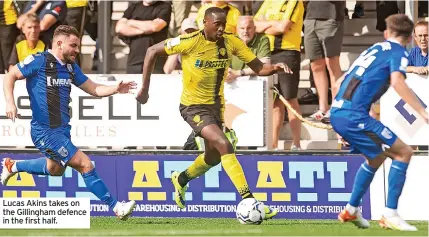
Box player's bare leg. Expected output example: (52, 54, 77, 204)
(286, 98, 302, 149)
(172, 141, 219, 208)
(67, 150, 136, 221)
(378, 139, 417, 231)
(338, 153, 385, 229)
(1, 158, 65, 185)
(272, 98, 286, 150)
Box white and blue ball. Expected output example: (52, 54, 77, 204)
(236, 198, 265, 225)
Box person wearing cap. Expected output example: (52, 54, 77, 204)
(163, 18, 199, 74)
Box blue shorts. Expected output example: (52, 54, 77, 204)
(331, 111, 397, 159)
(31, 125, 78, 167)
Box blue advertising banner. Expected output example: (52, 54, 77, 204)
(0, 153, 370, 219)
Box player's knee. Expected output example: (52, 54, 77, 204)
(204, 154, 221, 166)
(310, 59, 326, 71)
(400, 145, 414, 161)
(69, 154, 94, 174)
(325, 56, 340, 69)
(49, 167, 65, 176)
(213, 137, 234, 154)
(79, 160, 94, 174)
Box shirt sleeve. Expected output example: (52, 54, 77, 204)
(156, 3, 172, 25)
(256, 35, 271, 58)
(16, 54, 44, 79)
(72, 64, 89, 87)
(122, 3, 136, 19)
(407, 48, 416, 66)
(164, 34, 196, 55)
(45, 1, 67, 22)
(284, 0, 303, 23)
(390, 50, 408, 76)
(231, 35, 257, 64)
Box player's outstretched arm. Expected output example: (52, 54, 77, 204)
(79, 79, 137, 98)
(246, 58, 292, 76)
(136, 41, 168, 104)
(391, 71, 429, 123)
(3, 65, 25, 121)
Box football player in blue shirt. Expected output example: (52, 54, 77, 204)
(332, 14, 429, 231)
(2, 25, 137, 220)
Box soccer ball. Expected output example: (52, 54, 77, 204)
(236, 198, 265, 225)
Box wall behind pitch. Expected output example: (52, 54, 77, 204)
(0, 153, 370, 220)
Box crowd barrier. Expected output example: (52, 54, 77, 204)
(0, 150, 427, 220)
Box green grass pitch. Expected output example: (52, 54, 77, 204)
(0, 217, 427, 236)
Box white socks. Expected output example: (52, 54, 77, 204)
(346, 203, 358, 215)
(11, 162, 18, 173)
(383, 207, 398, 217)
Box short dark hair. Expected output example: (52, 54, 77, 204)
(385, 14, 414, 39)
(204, 7, 226, 19)
(53, 25, 80, 39)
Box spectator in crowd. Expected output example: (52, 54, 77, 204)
(196, 0, 241, 34)
(115, 0, 171, 74)
(376, 1, 405, 32)
(169, 0, 200, 37)
(303, 1, 345, 122)
(254, 0, 304, 150)
(18, 0, 67, 49)
(0, 0, 19, 74)
(64, 0, 92, 66)
(228, 0, 252, 15)
(226, 16, 270, 82)
(163, 18, 199, 74)
(8, 13, 48, 71)
(407, 21, 428, 75)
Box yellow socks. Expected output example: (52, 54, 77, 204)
(178, 153, 212, 187)
(221, 153, 253, 199)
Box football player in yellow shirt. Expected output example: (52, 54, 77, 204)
(136, 7, 291, 220)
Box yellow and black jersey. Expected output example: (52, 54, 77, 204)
(0, 0, 17, 25)
(255, 0, 304, 51)
(196, 3, 241, 34)
(164, 30, 257, 106)
(66, 0, 88, 8)
(9, 35, 47, 66)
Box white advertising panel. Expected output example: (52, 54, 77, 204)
(0, 75, 265, 147)
(380, 74, 429, 146)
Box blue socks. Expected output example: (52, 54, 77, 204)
(82, 169, 118, 210)
(16, 157, 51, 175)
(349, 162, 377, 207)
(387, 160, 408, 209)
